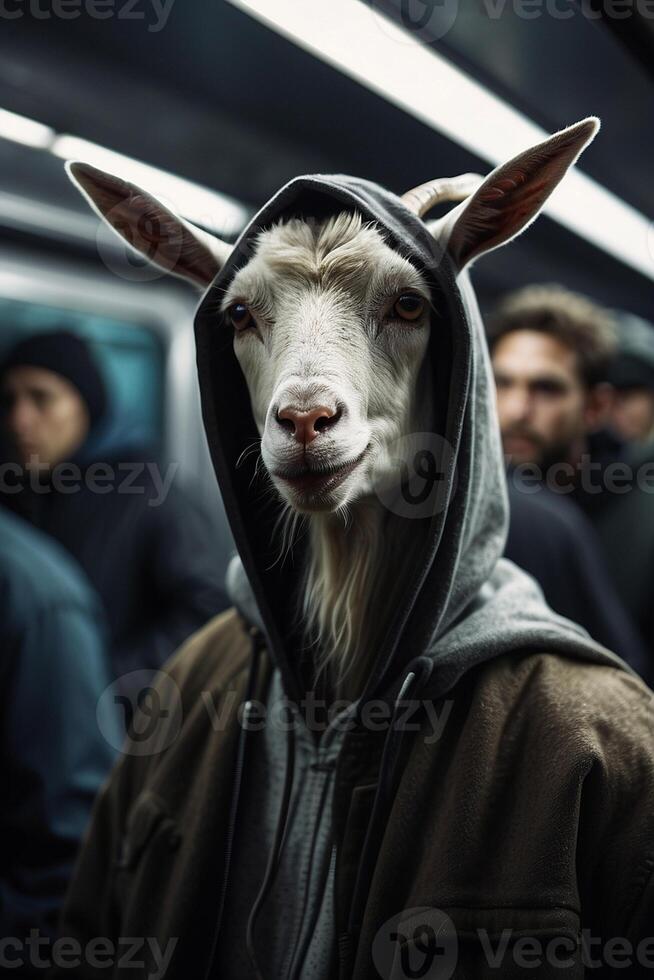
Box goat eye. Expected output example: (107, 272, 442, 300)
(228, 303, 255, 332)
(393, 294, 425, 321)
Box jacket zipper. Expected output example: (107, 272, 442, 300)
(285, 758, 337, 980)
(337, 931, 356, 979)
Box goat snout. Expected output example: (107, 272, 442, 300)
(275, 404, 341, 445)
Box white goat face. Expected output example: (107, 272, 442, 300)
(221, 214, 433, 514)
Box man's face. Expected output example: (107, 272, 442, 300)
(1, 365, 90, 470)
(491, 330, 589, 468)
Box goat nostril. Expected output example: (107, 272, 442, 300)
(276, 410, 296, 434)
(276, 404, 341, 444)
(314, 406, 341, 432)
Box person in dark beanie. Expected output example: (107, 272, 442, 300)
(0, 330, 227, 698)
(0, 330, 107, 472)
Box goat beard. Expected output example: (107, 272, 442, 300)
(295, 499, 418, 704)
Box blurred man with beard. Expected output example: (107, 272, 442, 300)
(488, 285, 652, 680)
(489, 286, 615, 474)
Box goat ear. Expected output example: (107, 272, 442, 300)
(432, 118, 599, 272)
(66, 161, 232, 288)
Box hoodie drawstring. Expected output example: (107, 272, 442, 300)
(246, 716, 296, 979)
(343, 657, 434, 968)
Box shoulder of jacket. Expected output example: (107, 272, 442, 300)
(107, 608, 257, 796)
(477, 652, 654, 761)
(161, 607, 253, 697)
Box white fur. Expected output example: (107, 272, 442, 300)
(221, 214, 434, 694)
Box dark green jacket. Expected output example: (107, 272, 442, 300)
(54, 608, 654, 978)
(55, 171, 654, 979)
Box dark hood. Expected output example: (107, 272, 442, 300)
(194, 173, 630, 705)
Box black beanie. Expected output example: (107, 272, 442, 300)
(0, 330, 108, 428)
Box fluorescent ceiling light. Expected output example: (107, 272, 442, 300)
(51, 134, 249, 238)
(0, 107, 249, 238)
(0, 108, 54, 149)
(228, 0, 654, 282)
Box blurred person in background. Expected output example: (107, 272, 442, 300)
(488, 285, 616, 474)
(0, 330, 227, 695)
(607, 311, 654, 451)
(488, 285, 654, 679)
(0, 508, 119, 972)
(598, 311, 654, 670)
(506, 479, 648, 674)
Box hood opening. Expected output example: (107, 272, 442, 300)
(195, 175, 471, 705)
(195, 172, 628, 711)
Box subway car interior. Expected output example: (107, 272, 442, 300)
(1, 1, 653, 976)
(0, 3, 652, 521)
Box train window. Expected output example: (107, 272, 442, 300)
(0, 297, 166, 460)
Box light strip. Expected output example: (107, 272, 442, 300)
(228, 0, 654, 282)
(0, 189, 97, 242)
(51, 135, 249, 238)
(0, 108, 54, 149)
(0, 106, 250, 238)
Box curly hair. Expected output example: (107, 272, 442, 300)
(487, 285, 617, 386)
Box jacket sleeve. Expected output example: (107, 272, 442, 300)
(0, 599, 119, 955)
(111, 484, 229, 680)
(580, 671, 654, 974)
(47, 752, 135, 979)
(49, 615, 247, 980)
(623, 866, 654, 973)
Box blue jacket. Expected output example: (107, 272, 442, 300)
(1, 455, 228, 686)
(0, 510, 119, 952)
